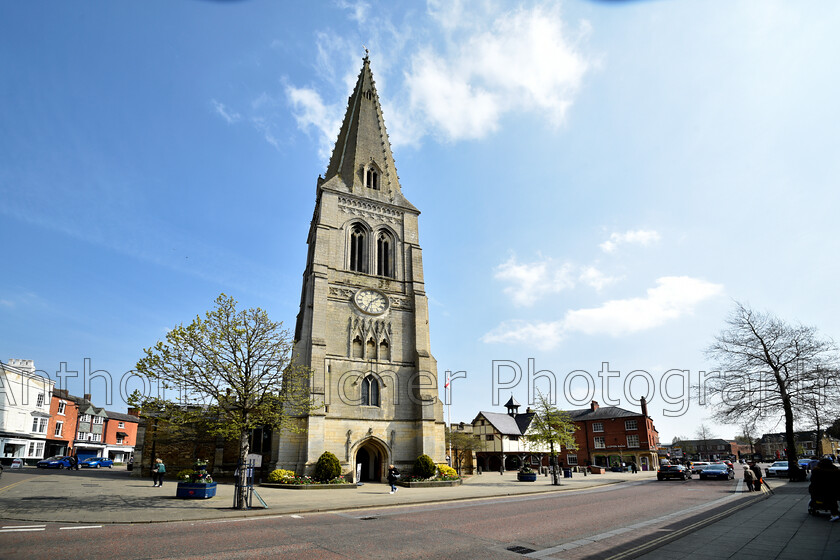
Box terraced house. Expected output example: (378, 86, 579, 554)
(0, 359, 54, 463)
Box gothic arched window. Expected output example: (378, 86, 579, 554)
(366, 167, 379, 191)
(376, 230, 394, 278)
(361, 375, 380, 407)
(349, 224, 367, 273)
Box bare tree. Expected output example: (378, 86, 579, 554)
(704, 302, 838, 477)
(525, 391, 579, 485)
(695, 423, 716, 461)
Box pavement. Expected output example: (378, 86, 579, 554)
(1, 466, 838, 559)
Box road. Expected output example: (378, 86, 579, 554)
(1, 476, 752, 559)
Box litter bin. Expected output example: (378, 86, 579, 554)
(563, 468, 572, 478)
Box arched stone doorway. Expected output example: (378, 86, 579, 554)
(354, 438, 387, 482)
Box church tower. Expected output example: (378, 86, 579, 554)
(274, 56, 446, 480)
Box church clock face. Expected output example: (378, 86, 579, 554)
(354, 288, 389, 315)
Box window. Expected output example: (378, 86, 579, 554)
(592, 422, 604, 432)
(116, 435, 125, 444)
(376, 231, 394, 277)
(55, 421, 63, 437)
(627, 435, 640, 448)
(567, 454, 578, 465)
(93, 416, 104, 425)
(508, 435, 519, 441)
(625, 420, 638, 431)
(361, 375, 380, 407)
(77, 431, 86, 440)
(486, 435, 494, 441)
(90, 433, 101, 442)
(57, 401, 66, 415)
(118, 421, 125, 428)
(80, 414, 91, 423)
(27, 442, 44, 457)
(366, 167, 379, 190)
(349, 224, 367, 273)
(31, 418, 47, 433)
(36, 393, 44, 407)
(594, 436, 606, 449)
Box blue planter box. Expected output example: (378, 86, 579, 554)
(176, 482, 217, 499)
(517, 472, 537, 482)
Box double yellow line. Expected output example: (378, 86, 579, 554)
(0, 478, 31, 494)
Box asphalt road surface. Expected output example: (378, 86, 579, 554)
(0, 476, 751, 560)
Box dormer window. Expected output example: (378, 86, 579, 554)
(365, 167, 379, 190)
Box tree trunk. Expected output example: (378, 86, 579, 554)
(235, 432, 250, 509)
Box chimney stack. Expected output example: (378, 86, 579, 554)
(591, 400, 599, 411)
(640, 396, 648, 417)
(84, 393, 92, 402)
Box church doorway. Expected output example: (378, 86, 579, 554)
(355, 440, 385, 482)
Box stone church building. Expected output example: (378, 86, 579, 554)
(271, 56, 446, 481)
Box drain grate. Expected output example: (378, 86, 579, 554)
(506, 545, 536, 554)
(359, 516, 378, 520)
(22, 497, 67, 500)
(81, 484, 100, 487)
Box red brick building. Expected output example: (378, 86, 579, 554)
(557, 398, 660, 471)
(44, 389, 79, 457)
(103, 411, 139, 463)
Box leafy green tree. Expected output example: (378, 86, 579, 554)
(134, 293, 312, 508)
(525, 391, 579, 485)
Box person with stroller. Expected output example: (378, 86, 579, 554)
(809, 458, 840, 521)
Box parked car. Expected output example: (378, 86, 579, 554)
(37, 456, 73, 469)
(699, 463, 734, 480)
(80, 457, 113, 468)
(766, 461, 789, 477)
(658, 464, 692, 481)
(690, 462, 711, 474)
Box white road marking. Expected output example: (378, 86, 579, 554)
(0, 528, 46, 533)
(59, 525, 102, 530)
(2, 525, 46, 529)
(290, 515, 303, 519)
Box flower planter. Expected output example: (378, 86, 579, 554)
(396, 478, 462, 488)
(517, 472, 537, 482)
(176, 482, 217, 499)
(589, 466, 605, 474)
(260, 483, 357, 490)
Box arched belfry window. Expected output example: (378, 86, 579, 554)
(366, 167, 379, 191)
(361, 375, 380, 407)
(349, 223, 367, 273)
(376, 230, 394, 278)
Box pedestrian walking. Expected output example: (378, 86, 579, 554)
(387, 464, 400, 494)
(809, 458, 840, 522)
(152, 458, 166, 487)
(749, 462, 762, 491)
(630, 462, 638, 474)
(743, 466, 754, 490)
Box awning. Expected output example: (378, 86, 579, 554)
(116, 432, 128, 437)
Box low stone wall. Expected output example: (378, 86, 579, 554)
(396, 478, 462, 488)
(260, 483, 357, 490)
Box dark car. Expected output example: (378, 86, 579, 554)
(36, 456, 73, 469)
(658, 464, 692, 481)
(80, 457, 114, 468)
(699, 463, 734, 480)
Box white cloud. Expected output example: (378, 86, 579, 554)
(600, 229, 661, 253)
(211, 100, 240, 124)
(494, 255, 575, 307)
(336, 0, 370, 24)
(405, 4, 589, 142)
(579, 266, 619, 291)
(286, 86, 342, 159)
(482, 276, 724, 349)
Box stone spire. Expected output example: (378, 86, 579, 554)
(322, 56, 415, 210)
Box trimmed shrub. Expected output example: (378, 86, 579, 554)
(267, 469, 296, 483)
(313, 451, 342, 481)
(437, 464, 457, 478)
(414, 454, 437, 479)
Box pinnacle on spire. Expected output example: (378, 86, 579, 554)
(322, 57, 415, 210)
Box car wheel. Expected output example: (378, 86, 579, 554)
(96, 464, 100, 468)
(657, 475, 663, 481)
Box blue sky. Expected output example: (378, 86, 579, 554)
(2, 0, 839, 443)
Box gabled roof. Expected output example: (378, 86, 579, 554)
(322, 56, 417, 212)
(567, 406, 643, 421)
(474, 411, 536, 436)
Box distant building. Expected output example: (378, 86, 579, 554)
(0, 359, 54, 463)
(758, 431, 840, 459)
(471, 397, 551, 472)
(671, 438, 738, 462)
